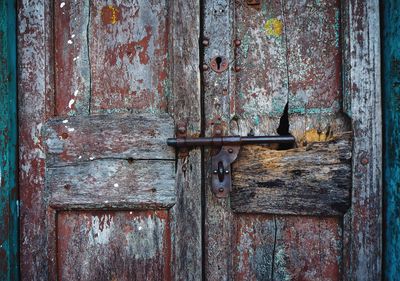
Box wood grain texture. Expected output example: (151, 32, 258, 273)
(43, 114, 175, 166)
(382, 0, 400, 279)
(233, 0, 288, 136)
(47, 159, 175, 209)
(89, 0, 169, 114)
(57, 211, 171, 281)
(169, 0, 202, 279)
(54, 0, 170, 115)
(233, 215, 342, 281)
(0, 0, 18, 280)
(342, 0, 382, 280)
(231, 134, 352, 215)
(18, 1, 54, 279)
(284, 0, 350, 143)
(54, 0, 91, 116)
(203, 0, 235, 279)
(204, 1, 350, 280)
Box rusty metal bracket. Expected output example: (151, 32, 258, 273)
(167, 135, 295, 198)
(210, 56, 229, 73)
(211, 146, 240, 197)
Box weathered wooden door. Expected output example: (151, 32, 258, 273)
(18, 0, 381, 280)
(202, 1, 353, 280)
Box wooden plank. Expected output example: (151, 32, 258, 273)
(18, 1, 53, 279)
(43, 114, 175, 166)
(89, 0, 169, 114)
(169, 0, 202, 279)
(233, 0, 288, 136)
(383, 0, 400, 279)
(57, 210, 171, 281)
(284, 0, 350, 143)
(47, 160, 175, 209)
(54, 0, 91, 116)
(203, 0, 234, 279)
(342, 0, 382, 280)
(231, 134, 351, 215)
(233, 215, 342, 281)
(0, 0, 18, 280)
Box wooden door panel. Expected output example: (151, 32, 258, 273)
(54, 0, 169, 115)
(231, 134, 351, 216)
(233, 215, 342, 281)
(204, 0, 351, 280)
(57, 211, 170, 281)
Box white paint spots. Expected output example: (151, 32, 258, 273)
(71, 34, 75, 38)
(60, 2, 65, 8)
(62, 119, 69, 124)
(67, 128, 75, 132)
(67, 40, 73, 44)
(74, 90, 79, 96)
(114, 183, 119, 187)
(138, 226, 143, 231)
(89, 157, 94, 160)
(105, 200, 109, 203)
(78, 156, 82, 159)
(73, 56, 80, 61)
(129, 211, 133, 215)
(68, 99, 75, 108)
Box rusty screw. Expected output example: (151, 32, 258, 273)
(233, 66, 241, 72)
(202, 64, 209, 71)
(202, 39, 209, 46)
(228, 148, 233, 153)
(219, 188, 224, 193)
(361, 157, 369, 165)
(234, 39, 241, 47)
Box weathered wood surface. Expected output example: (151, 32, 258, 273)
(0, 1, 18, 280)
(43, 114, 174, 166)
(383, 1, 400, 279)
(18, 0, 53, 279)
(233, 215, 342, 281)
(231, 134, 352, 216)
(54, 0, 169, 115)
(233, 0, 288, 136)
(19, 0, 202, 280)
(342, 1, 382, 280)
(203, 0, 235, 279)
(168, 0, 202, 280)
(204, 1, 351, 280)
(57, 211, 171, 281)
(47, 160, 175, 209)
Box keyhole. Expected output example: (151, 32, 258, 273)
(216, 57, 222, 70)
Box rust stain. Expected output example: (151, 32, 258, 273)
(101, 5, 121, 25)
(264, 18, 283, 37)
(304, 129, 331, 143)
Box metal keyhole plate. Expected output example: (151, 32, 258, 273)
(210, 56, 228, 73)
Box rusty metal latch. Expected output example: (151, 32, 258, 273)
(167, 135, 295, 198)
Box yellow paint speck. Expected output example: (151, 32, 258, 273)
(264, 18, 283, 37)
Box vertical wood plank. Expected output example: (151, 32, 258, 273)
(18, 0, 53, 279)
(0, 0, 18, 280)
(203, 0, 234, 279)
(89, 0, 169, 115)
(57, 211, 171, 281)
(54, 0, 91, 116)
(169, 0, 202, 280)
(382, 0, 400, 280)
(343, 0, 382, 280)
(284, 0, 350, 143)
(233, 0, 288, 136)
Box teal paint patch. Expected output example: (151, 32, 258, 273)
(334, 9, 340, 48)
(383, 1, 400, 280)
(0, 1, 19, 280)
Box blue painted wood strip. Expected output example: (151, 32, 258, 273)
(0, 0, 19, 280)
(383, 0, 400, 280)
